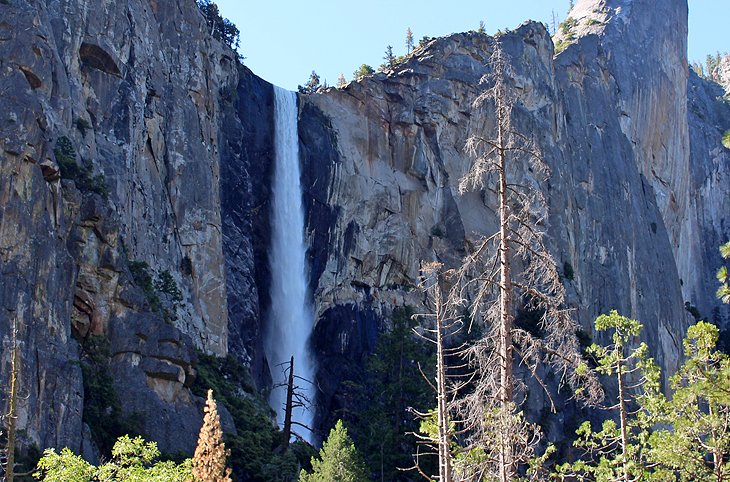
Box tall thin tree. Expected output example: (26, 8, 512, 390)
(406, 28, 414, 54)
(411, 262, 458, 482)
(453, 39, 602, 481)
(3, 318, 19, 482)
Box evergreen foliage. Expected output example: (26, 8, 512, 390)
(557, 311, 661, 481)
(54, 137, 109, 199)
(299, 421, 369, 482)
(193, 390, 233, 482)
(196, 0, 240, 49)
(191, 352, 314, 481)
(380, 45, 396, 71)
(718, 241, 730, 303)
(352, 64, 374, 80)
(33, 436, 192, 482)
(405, 27, 414, 54)
(650, 321, 730, 480)
(341, 307, 436, 481)
(79, 335, 143, 457)
(127, 261, 183, 320)
(298, 71, 321, 94)
(336, 73, 347, 88)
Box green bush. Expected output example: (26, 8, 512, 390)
(53, 136, 109, 199)
(75, 118, 91, 136)
(155, 270, 183, 304)
(128, 261, 161, 312)
(560, 17, 578, 36)
(34, 436, 192, 482)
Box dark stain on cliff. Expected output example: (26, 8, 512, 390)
(311, 303, 379, 439)
(298, 99, 340, 293)
(220, 65, 275, 384)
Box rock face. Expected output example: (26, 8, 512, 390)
(0, 0, 236, 454)
(0, 0, 728, 461)
(298, 0, 730, 430)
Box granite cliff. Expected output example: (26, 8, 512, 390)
(297, 0, 729, 431)
(0, 0, 728, 468)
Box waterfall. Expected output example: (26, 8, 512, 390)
(264, 86, 315, 443)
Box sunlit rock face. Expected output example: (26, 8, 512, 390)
(0, 0, 236, 453)
(297, 0, 729, 433)
(1, 0, 728, 457)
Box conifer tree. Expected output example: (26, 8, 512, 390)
(454, 40, 602, 481)
(299, 421, 369, 482)
(406, 28, 414, 54)
(352, 64, 374, 80)
(477, 20, 486, 34)
(650, 321, 730, 481)
(193, 390, 232, 482)
(298, 71, 321, 95)
(336, 73, 347, 88)
(382, 45, 396, 71)
(557, 312, 661, 482)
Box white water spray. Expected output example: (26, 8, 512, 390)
(265, 86, 316, 442)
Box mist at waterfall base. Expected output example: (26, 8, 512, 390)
(264, 86, 316, 444)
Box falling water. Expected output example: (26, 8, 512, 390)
(265, 86, 315, 443)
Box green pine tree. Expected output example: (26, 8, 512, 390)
(299, 421, 369, 482)
(556, 311, 662, 482)
(352, 64, 374, 80)
(649, 321, 730, 480)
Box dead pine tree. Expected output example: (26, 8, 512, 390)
(408, 262, 464, 482)
(452, 40, 603, 481)
(2, 317, 20, 482)
(193, 390, 233, 482)
(274, 357, 314, 446)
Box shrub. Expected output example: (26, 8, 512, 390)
(75, 117, 91, 136)
(128, 261, 161, 312)
(34, 436, 192, 481)
(53, 136, 109, 199)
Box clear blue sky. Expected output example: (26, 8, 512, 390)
(215, 0, 726, 91)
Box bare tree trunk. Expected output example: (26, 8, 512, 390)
(617, 356, 629, 482)
(435, 282, 453, 482)
(5, 320, 18, 482)
(283, 356, 294, 449)
(710, 403, 723, 482)
(497, 96, 514, 482)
